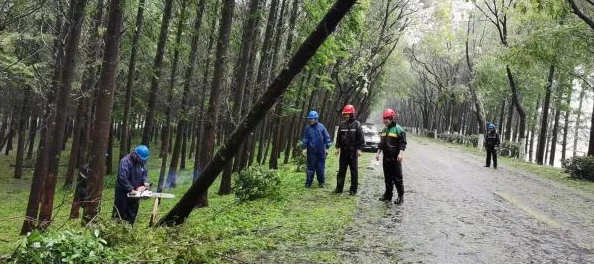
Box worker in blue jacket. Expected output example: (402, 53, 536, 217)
(112, 145, 150, 224)
(301, 110, 332, 188)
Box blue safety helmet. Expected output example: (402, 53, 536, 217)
(306, 110, 319, 119)
(135, 145, 150, 161)
(487, 123, 495, 129)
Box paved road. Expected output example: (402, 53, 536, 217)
(339, 137, 594, 264)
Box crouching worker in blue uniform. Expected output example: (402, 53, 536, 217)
(112, 145, 150, 224)
(301, 110, 332, 188)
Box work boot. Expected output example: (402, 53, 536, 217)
(394, 195, 403, 205)
(379, 196, 391, 202)
(333, 189, 342, 194)
(348, 191, 357, 196)
(484, 165, 490, 168)
(319, 183, 325, 188)
(305, 184, 312, 188)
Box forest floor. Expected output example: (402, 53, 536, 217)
(2, 135, 594, 263)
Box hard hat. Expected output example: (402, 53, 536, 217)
(306, 110, 319, 119)
(342, 105, 356, 114)
(135, 145, 150, 161)
(382, 109, 396, 119)
(487, 123, 495, 129)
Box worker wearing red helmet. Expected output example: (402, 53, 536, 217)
(334, 104, 365, 195)
(376, 108, 407, 204)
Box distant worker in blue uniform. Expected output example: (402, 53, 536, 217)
(112, 145, 150, 224)
(301, 110, 332, 188)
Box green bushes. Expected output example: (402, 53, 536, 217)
(234, 166, 281, 202)
(562, 156, 594, 181)
(436, 133, 479, 147)
(498, 141, 520, 158)
(12, 230, 124, 263)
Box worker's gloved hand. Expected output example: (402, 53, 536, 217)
(136, 186, 147, 192)
(357, 150, 362, 157)
(129, 190, 138, 196)
(302, 149, 307, 156)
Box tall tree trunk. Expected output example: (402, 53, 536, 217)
(120, 0, 146, 160)
(536, 65, 555, 164)
(506, 65, 527, 157)
(193, 3, 218, 182)
(580, 85, 593, 155)
(106, 121, 115, 175)
(82, 0, 124, 223)
(21, 14, 66, 234)
(573, 87, 586, 157)
(26, 112, 38, 160)
(14, 91, 30, 179)
(549, 105, 561, 166)
(38, 0, 89, 228)
(167, 0, 197, 188)
(529, 94, 541, 162)
(196, 0, 235, 207)
(141, 0, 174, 146)
(158, 0, 358, 226)
(504, 97, 513, 141)
(220, 0, 261, 195)
(561, 86, 572, 161)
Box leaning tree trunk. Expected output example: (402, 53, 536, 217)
(141, 0, 174, 146)
(506, 65, 527, 158)
(26, 111, 38, 160)
(120, 0, 146, 160)
(196, 0, 235, 207)
(38, 0, 89, 229)
(158, 0, 359, 226)
(82, 0, 124, 223)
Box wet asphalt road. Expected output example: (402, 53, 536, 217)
(339, 137, 594, 264)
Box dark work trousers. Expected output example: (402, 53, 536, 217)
(306, 152, 326, 186)
(112, 189, 140, 224)
(382, 158, 403, 199)
(336, 149, 358, 193)
(486, 146, 497, 168)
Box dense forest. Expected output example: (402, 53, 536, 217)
(1, 0, 594, 260)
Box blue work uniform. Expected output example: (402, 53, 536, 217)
(301, 121, 331, 187)
(112, 153, 148, 224)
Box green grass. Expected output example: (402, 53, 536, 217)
(0, 142, 367, 263)
(412, 134, 594, 194)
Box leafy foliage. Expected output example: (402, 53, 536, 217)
(498, 141, 520, 158)
(562, 156, 594, 181)
(12, 229, 123, 263)
(234, 166, 281, 202)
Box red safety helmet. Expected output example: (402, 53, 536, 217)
(342, 105, 356, 114)
(382, 109, 396, 119)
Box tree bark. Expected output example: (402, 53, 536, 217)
(120, 0, 146, 160)
(141, 0, 174, 146)
(158, 0, 358, 226)
(573, 87, 585, 157)
(39, 0, 89, 228)
(82, 0, 124, 223)
(196, 0, 235, 207)
(536, 65, 555, 165)
(549, 105, 561, 165)
(168, 0, 201, 188)
(561, 86, 572, 161)
(26, 112, 37, 160)
(14, 91, 30, 179)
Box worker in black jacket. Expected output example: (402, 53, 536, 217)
(484, 123, 500, 169)
(334, 104, 365, 195)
